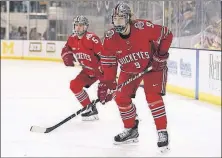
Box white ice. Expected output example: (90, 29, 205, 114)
(1, 60, 221, 157)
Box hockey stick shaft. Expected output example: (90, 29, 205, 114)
(112, 66, 152, 93)
(73, 53, 94, 70)
(30, 66, 152, 133)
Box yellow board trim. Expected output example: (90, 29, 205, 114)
(1, 56, 62, 62)
(199, 92, 221, 106)
(166, 84, 195, 98)
(1, 56, 23, 60)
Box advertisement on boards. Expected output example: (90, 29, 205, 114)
(180, 58, 192, 78)
(29, 42, 42, 52)
(1, 40, 23, 57)
(199, 50, 221, 97)
(45, 41, 65, 59)
(1, 41, 14, 55)
(46, 42, 56, 53)
(12, 40, 63, 59)
(167, 48, 196, 91)
(23, 41, 44, 57)
(167, 59, 178, 75)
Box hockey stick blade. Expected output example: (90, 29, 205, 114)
(30, 99, 100, 133)
(30, 112, 80, 133)
(30, 126, 48, 133)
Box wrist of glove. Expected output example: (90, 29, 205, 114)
(97, 81, 117, 105)
(61, 51, 75, 67)
(152, 52, 169, 71)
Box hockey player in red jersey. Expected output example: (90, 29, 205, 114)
(97, 2, 173, 151)
(61, 15, 106, 121)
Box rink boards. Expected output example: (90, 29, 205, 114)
(1, 40, 221, 106)
(166, 48, 221, 106)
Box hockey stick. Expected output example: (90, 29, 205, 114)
(30, 99, 100, 133)
(30, 66, 152, 133)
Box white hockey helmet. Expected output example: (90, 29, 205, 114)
(73, 15, 89, 36)
(112, 2, 132, 33)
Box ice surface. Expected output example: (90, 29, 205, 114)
(1, 60, 221, 157)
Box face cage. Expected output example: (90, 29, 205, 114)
(73, 23, 88, 36)
(112, 14, 129, 33)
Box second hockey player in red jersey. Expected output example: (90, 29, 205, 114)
(61, 15, 108, 121)
(98, 2, 173, 152)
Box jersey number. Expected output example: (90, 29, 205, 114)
(134, 62, 141, 69)
(92, 37, 98, 44)
(86, 34, 99, 44)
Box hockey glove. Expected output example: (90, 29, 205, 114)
(61, 46, 75, 66)
(97, 81, 117, 105)
(152, 52, 169, 71)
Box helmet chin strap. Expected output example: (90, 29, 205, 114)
(120, 23, 130, 35)
(77, 31, 85, 37)
(73, 25, 88, 37)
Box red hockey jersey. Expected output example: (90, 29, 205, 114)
(62, 32, 103, 77)
(101, 19, 173, 83)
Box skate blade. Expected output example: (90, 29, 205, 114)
(113, 138, 139, 145)
(82, 115, 99, 121)
(158, 146, 170, 154)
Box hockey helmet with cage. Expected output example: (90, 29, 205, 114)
(73, 15, 89, 36)
(112, 2, 132, 33)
